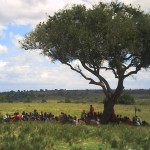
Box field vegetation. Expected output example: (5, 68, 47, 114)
(0, 101, 150, 150)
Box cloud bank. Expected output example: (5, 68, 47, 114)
(0, 0, 150, 91)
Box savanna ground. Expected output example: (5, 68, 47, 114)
(0, 101, 150, 150)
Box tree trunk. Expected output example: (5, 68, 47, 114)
(101, 99, 115, 124)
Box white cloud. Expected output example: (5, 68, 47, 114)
(0, 44, 8, 54)
(9, 32, 23, 49)
(0, 49, 150, 90)
(0, 0, 92, 27)
(0, 0, 148, 27)
(0, 61, 8, 69)
(0, 0, 150, 91)
(0, 47, 99, 89)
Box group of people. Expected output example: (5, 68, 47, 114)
(3, 105, 149, 126)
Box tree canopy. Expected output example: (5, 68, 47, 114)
(21, 1, 150, 123)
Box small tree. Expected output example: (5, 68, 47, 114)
(41, 98, 47, 103)
(117, 93, 135, 105)
(24, 96, 32, 103)
(21, 2, 150, 124)
(0, 96, 7, 103)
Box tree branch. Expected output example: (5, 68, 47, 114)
(125, 56, 141, 71)
(65, 63, 99, 85)
(81, 62, 112, 97)
(65, 62, 111, 97)
(124, 65, 141, 78)
(123, 54, 134, 61)
(100, 67, 118, 78)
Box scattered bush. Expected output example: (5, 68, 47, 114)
(117, 93, 135, 105)
(41, 99, 47, 103)
(7, 100, 13, 103)
(24, 96, 32, 103)
(0, 96, 7, 103)
(57, 100, 64, 103)
(65, 99, 71, 103)
(24, 99, 32, 103)
(103, 93, 135, 105)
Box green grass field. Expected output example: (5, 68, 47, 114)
(0, 102, 150, 150)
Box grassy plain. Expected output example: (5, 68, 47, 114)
(0, 101, 150, 122)
(0, 101, 150, 150)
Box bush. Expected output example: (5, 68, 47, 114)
(102, 93, 135, 105)
(117, 93, 135, 105)
(0, 96, 7, 103)
(8, 100, 13, 103)
(24, 96, 32, 103)
(24, 99, 32, 103)
(65, 99, 71, 103)
(57, 100, 64, 103)
(41, 99, 47, 103)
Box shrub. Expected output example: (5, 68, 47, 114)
(65, 99, 71, 103)
(24, 99, 32, 103)
(102, 93, 135, 105)
(8, 100, 13, 103)
(57, 100, 64, 103)
(41, 99, 47, 103)
(0, 96, 7, 103)
(117, 93, 135, 105)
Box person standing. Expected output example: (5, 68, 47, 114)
(89, 105, 94, 119)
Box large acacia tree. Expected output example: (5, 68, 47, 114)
(21, 2, 150, 124)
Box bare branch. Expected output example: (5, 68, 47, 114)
(65, 62, 111, 97)
(125, 56, 141, 71)
(124, 65, 141, 78)
(65, 62, 99, 85)
(100, 67, 118, 78)
(123, 54, 134, 61)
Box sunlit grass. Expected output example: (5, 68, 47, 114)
(0, 101, 150, 150)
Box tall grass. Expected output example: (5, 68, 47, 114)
(0, 102, 150, 149)
(0, 122, 150, 150)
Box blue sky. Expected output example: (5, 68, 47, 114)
(0, 0, 150, 92)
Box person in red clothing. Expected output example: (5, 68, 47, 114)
(89, 105, 94, 119)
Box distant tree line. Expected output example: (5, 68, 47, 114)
(0, 89, 149, 103)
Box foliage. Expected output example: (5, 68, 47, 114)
(0, 89, 106, 102)
(41, 98, 47, 103)
(24, 99, 32, 103)
(0, 96, 7, 102)
(103, 93, 135, 105)
(117, 93, 135, 104)
(0, 89, 149, 103)
(65, 99, 71, 103)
